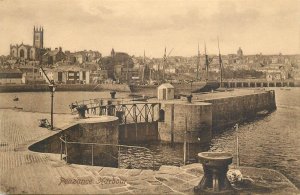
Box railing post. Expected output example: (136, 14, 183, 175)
(60, 136, 63, 160)
(152, 152, 155, 170)
(133, 104, 137, 122)
(118, 146, 120, 168)
(91, 144, 94, 166)
(65, 136, 68, 164)
(145, 104, 148, 122)
(151, 104, 154, 122)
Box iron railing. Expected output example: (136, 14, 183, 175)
(70, 99, 161, 124)
(59, 136, 156, 170)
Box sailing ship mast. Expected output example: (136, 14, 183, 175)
(142, 50, 145, 83)
(163, 47, 167, 81)
(196, 43, 200, 80)
(126, 59, 129, 84)
(218, 37, 223, 87)
(204, 43, 209, 81)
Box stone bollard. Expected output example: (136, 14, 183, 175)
(194, 152, 235, 194)
(110, 91, 116, 99)
(187, 95, 193, 103)
(116, 111, 124, 123)
(76, 104, 88, 118)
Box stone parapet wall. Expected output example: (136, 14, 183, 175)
(204, 90, 276, 131)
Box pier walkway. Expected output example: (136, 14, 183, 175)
(0, 108, 299, 194)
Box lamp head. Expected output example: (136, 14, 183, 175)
(48, 81, 56, 92)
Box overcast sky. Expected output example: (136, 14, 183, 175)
(0, 0, 299, 57)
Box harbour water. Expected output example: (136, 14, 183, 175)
(0, 88, 299, 188)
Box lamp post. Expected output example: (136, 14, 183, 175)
(48, 82, 56, 130)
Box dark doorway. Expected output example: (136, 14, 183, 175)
(159, 109, 165, 122)
(58, 72, 63, 82)
(163, 89, 167, 100)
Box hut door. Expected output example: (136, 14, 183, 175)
(163, 88, 167, 100)
(58, 72, 62, 82)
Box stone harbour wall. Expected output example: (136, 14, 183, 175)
(119, 122, 158, 143)
(0, 83, 131, 93)
(204, 90, 276, 131)
(158, 102, 212, 144)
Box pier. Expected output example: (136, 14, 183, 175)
(0, 109, 298, 194)
(68, 89, 276, 144)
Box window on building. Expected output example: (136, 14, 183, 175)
(20, 49, 25, 58)
(82, 71, 86, 80)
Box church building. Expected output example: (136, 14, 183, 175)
(10, 26, 47, 61)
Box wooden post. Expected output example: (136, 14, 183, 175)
(235, 124, 239, 168)
(171, 104, 174, 144)
(183, 116, 187, 165)
(91, 145, 94, 166)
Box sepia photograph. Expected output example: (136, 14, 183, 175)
(0, 0, 299, 194)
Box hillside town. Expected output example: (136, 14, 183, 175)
(1, 26, 300, 86)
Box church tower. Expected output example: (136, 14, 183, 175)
(33, 26, 44, 49)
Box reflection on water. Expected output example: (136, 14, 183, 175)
(1, 88, 299, 188)
(208, 88, 300, 189)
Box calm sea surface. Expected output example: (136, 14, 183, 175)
(0, 88, 299, 188)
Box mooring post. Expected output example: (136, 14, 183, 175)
(194, 152, 234, 194)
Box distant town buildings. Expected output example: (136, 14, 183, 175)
(42, 47, 66, 65)
(0, 69, 23, 84)
(0, 26, 300, 85)
(10, 27, 47, 62)
(40, 66, 90, 84)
